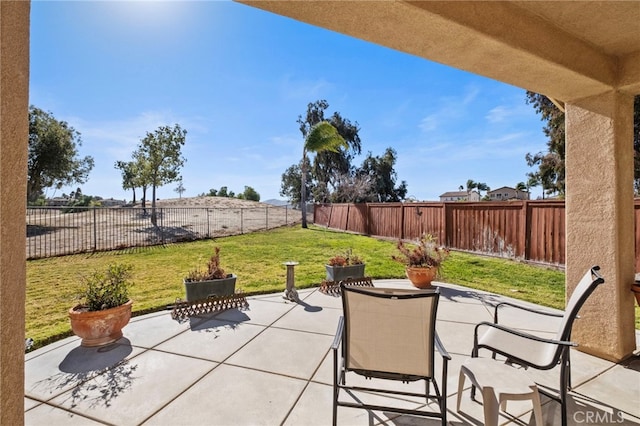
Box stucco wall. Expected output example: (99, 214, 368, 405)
(566, 91, 636, 361)
(0, 1, 30, 423)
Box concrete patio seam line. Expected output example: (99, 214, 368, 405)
(220, 360, 322, 383)
(28, 399, 114, 426)
(267, 324, 339, 337)
(136, 361, 223, 426)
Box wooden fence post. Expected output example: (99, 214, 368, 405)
(400, 203, 406, 240)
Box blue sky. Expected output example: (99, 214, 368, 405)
(30, 1, 549, 202)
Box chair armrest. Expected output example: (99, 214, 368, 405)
(473, 321, 576, 369)
(494, 301, 564, 323)
(474, 321, 577, 348)
(434, 331, 451, 361)
(331, 316, 344, 351)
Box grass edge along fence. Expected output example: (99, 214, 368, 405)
(315, 201, 571, 266)
(27, 205, 309, 259)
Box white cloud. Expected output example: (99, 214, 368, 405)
(417, 86, 481, 134)
(485, 99, 538, 124)
(419, 115, 438, 132)
(279, 74, 333, 100)
(485, 105, 511, 123)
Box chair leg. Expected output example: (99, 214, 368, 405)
(560, 383, 568, 426)
(456, 369, 466, 412)
(566, 350, 572, 390)
(560, 350, 570, 426)
(441, 358, 448, 426)
(332, 395, 337, 426)
(482, 387, 500, 426)
(333, 350, 339, 426)
(531, 387, 544, 426)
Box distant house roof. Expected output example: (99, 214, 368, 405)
(439, 191, 468, 198)
(487, 186, 514, 194)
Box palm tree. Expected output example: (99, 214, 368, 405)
(300, 121, 346, 228)
(476, 182, 490, 198)
(465, 179, 477, 194)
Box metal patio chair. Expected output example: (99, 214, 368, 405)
(332, 284, 450, 426)
(472, 265, 605, 426)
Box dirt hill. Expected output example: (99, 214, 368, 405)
(155, 196, 271, 209)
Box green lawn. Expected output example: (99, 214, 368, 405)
(26, 224, 639, 350)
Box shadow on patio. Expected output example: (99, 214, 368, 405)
(25, 280, 640, 425)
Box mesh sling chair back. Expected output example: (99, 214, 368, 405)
(332, 284, 451, 426)
(472, 265, 605, 426)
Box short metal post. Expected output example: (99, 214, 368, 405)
(282, 261, 299, 301)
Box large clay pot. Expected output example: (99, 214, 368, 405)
(406, 267, 437, 289)
(69, 300, 132, 347)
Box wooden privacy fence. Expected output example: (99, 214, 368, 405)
(315, 200, 569, 265)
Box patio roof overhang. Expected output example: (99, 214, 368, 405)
(237, 0, 640, 362)
(237, 1, 640, 99)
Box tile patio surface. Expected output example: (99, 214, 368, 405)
(25, 280, 640, 426)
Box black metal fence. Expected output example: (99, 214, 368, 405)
(26, 205, 306, 259)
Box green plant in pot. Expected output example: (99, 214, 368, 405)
(184, 246, 237, 302)
(392, 233, 450, 289)
(325, 248, 365, 282)
(69, 263, 134, 347)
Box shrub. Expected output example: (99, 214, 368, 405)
(78, 263, 133, 311)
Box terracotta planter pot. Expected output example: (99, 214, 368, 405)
(632, 284, 640, 306)
(69, 300, 132, 347)
(406, 267, 437, 289)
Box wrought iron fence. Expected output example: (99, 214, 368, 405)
(26, 205, 307, 259)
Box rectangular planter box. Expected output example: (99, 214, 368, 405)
(325, 264, 366, 282)
(184, 274, 237, 302)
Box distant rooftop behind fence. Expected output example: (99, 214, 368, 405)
(26, 205, 307, 259)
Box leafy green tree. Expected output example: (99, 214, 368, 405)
(476, 182, 490, 197)
(465, 179, 477, 194)
(131, 150, 151, 210)
(62, 194, 96, 213)
(115, 160, 138, 204)
(135, 124, 187, 226)
(300, 121, 347, 228)
(199, 188, 218, 197)
(297, 100, 361, 202)
(240, 186, 260, 201)
(280, 162, 312, 208)
(27, 106, 94, 203)
(330, 172, 373, 203)
(464, 179, 489, 199)
(526, 94, 640, 197)
(357, 148, 407, 202)
(217, 186, 229, 197)
(515, 182, 527, 191)
(525, 92, 567, 197)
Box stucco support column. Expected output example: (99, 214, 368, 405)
(565, 91, 636, 362)
(0, 1, 29, 424)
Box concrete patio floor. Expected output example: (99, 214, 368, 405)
(25, 280, 640, 426)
